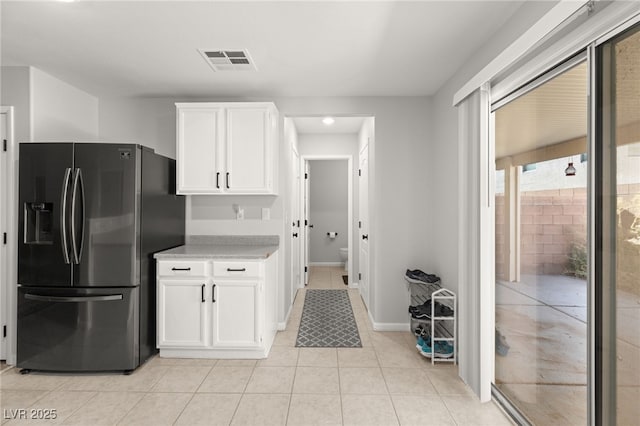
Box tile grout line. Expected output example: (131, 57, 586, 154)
(171, 364, 216, 425)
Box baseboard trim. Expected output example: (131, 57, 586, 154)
(278, 303, 293, 331)
(309, 262, 344, 267)
(371, 322, 411, 332)
(348, 283, 359, 289)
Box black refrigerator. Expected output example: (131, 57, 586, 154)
(17, 143, 185, 373)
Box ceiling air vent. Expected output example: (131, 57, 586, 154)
(199, 49, 257, 71)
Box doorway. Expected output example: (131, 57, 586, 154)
(286, 115, 374, 313)
(304, 157, 352, 289)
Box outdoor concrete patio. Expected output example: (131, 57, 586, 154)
(495, 274, 640, 425)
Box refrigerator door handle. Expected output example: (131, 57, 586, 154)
(70, 168, 85, 264)
(60, 168, 72, 264)
(25, 293, 123, 303)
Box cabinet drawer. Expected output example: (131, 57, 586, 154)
(213, 261, 261, 278)
(158, 260, 208, 277)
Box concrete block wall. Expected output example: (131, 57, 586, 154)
(494, 188, 588, 279)
(520, 188, 587, 275)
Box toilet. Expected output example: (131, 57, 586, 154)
(339, 248, 348, 271)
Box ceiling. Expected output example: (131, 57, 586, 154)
(0, 0, 525, 98)
(292, 116, 365, 134)
(495, 61, 588, 159)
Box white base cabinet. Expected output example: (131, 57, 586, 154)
(158, 279, 209, 348)
(156, 255, 277, 358)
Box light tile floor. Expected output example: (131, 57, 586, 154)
(306, 265, 349, 289)
(0, 266, 513, 425)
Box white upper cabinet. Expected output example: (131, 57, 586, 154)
(177, 106, 224, 193)
(176, 102, 278, 195)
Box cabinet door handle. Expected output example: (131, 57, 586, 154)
(212, 284, 216, 303)
(227, 268, 246, 272)
(201, 284, 205, 303)
(226, 172, 230, 189)
(216, 172, 220, 189)
(171, 267, 191, 271)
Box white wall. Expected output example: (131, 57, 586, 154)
(298, 133, 359, 273)
(1, 66, 99, 143)
(1, 66, 32, 144)
(308, 160, 348, 263)
(99, 96, 175, 156)
(98, 96, 432, 327)
(31, 68, 98, 142)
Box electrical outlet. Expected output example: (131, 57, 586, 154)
(237, 207, 244, 220)
(262, 208, 270, 220)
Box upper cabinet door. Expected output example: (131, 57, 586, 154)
(226, 107, 274, 194)
(176, 106, 224, 194)
(176, 102, 278, 195)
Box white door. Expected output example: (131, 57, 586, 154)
(303, 161, 311, 285)
(226, 108, 271, 193)
(0, 112, 6, 359)
(212, 280, 261, 348)
(158, 280, 209, 347)
(291, 148, 302, 299)
(177, 106, 224, 194)
(359, 144, 370, 309)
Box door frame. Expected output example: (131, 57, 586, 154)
(300, 155, 353, 288)
(290, 145, 302, 301)
(0, 106, 17, 364)
(358, 142, 370, 309)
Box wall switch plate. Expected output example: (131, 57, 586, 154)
(262, 207, 270, 220)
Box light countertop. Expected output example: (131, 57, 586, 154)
(154, 235, 279, 259)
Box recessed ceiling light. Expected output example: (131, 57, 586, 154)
(322, 117, 335, 126)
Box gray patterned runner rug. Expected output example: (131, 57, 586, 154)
(295, 289, 362, 347)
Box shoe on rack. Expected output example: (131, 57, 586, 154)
(411, 311, 431, 320)
(413, 325, 425, 336)
(433, 303, 454, 317)
(418, 340, 433, 358)
(405, 269, 441, 284)
(409, 300, 434, 318)
(409, 299, 432, 313)
(433, 342, 454, 358)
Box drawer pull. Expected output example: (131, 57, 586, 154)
(227, 268, 246, 272)
(171, 267, 191, 271)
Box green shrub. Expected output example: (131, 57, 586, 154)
(566, 243, 587, 279)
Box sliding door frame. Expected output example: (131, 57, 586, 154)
(485, 9, 640, 426)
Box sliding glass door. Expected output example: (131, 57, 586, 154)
(493, 59, 589, 425)
(597, 23, 640, 426)
(491, 19, 640, 425)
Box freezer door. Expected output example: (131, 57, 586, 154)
(18, 143, 74, 286)
(17, 286, 139, 372)
(73, 144, 141, 287)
